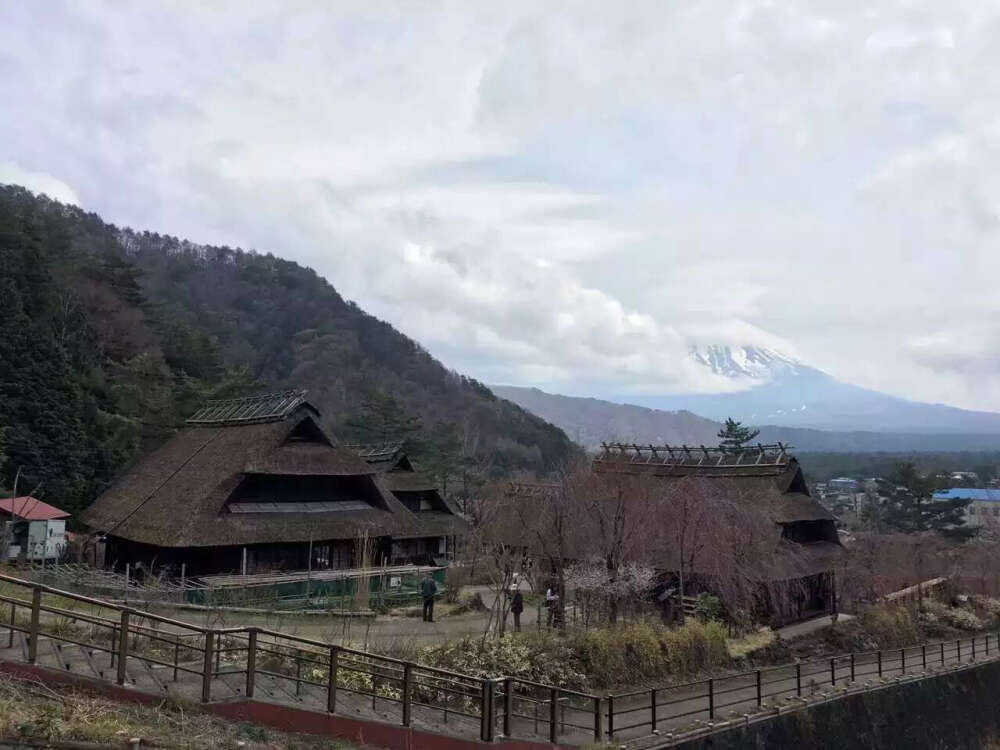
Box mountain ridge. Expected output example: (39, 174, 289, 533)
(493, 385, 1000, 452)
(633, 344, 1000, 434)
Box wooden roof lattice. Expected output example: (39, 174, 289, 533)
(594, 442, 794, 477)
(186, 390, 309, 426)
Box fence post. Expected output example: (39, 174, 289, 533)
(202, 631, 214, 703)
(941, 641, 945, 665)
(401, 662, 413, 727)
(901, 648, 905, 674)
(651, 687, 657, 731)
(795, 664, 801, 697)
(830, 657, 835, 685)
(503, 678, 512, 738)
(480, 680, 492, 742)
(27, 587, 41, 664)
(7, 601, 14, 649)
(245, 630, 257, 698)
(593, 696, 602, 742)
(922, 644, 927, 670)
(957, 639, 961, 663)
(607, 693, 615, 739)
(850, 653, 855, 682)
(756, 670, 762, 706)
(295, 655, 301, 697)
(708, 678, 715, 718)
(116, 609, 130, 685)
(327, 646, 339, 714)
(972, 637, 977, 661)
(549, 687, 559, 744)
(877, 651, 882, 678)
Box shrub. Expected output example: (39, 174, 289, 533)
(859, 604, 921, 647)
(694, 593, 724, 623)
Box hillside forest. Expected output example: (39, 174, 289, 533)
(0, 185, 577, 518)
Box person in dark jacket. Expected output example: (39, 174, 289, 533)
(421, 573, 437, 622)
(510, 588, 524, 632)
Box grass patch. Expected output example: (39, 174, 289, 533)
(0, 671, 357, 749)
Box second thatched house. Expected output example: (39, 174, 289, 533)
(81, 391, 468, 576)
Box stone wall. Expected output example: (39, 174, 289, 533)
(675, 660, 1000, 750)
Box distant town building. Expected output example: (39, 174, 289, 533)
(1, 496, 70, 561)
(827, 477, 858, 494)
(933, 488, 1000, 528)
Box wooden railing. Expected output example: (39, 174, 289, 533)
(0, 573, 601, 744)
(604, 629, 1000, 740)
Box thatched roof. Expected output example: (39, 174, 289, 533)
(81, 396, 467, 548)
(593, 445, 834, 526)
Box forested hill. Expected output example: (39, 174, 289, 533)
(0, 185, 576, 516)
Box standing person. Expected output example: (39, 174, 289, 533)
(545, 585, 558, 628)
(421, 573, 438, 622)
(511, 587, 524, 632)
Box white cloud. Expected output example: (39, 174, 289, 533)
(0, 161, 79, 206)
(4, 1, 1000, 409)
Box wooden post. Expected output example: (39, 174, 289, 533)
(503, 678, 513, 738)
(901, 648, 905, 674)
(241, 547, 247, 577)
(850, 653, 855, 682)
(593, 696, 602, 742)
(173, 637, 180, 682)
(402, 663, 413, 727)
(922, 644, 927, 670)
(27, 588, 41, 664)
(650, 687, 657, 730)
(973, 637, 977, 661)
(480, 680, 492, 742)
(246, 630, 257, 698)
(877, 651, 882, 678)
(830, 657, 836, 685)
(607, 693, 615, 739)
(957, 639, 961, 662)
(941, 641, 945, 665)
(795, 664, 801, 696)
(8, 601, 15, 649)
(202, 631, 214, 703)
(549, 687, 559, 743)
(756, 670, 762, 705)
(295, 655, 301, 696)
(708, 678, 715, 718)
(116, 610, 130, 685)
(180, 563, 186, 589)
(327, 647, 339, 713)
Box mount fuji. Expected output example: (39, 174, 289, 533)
(623, 345, 1000, 435)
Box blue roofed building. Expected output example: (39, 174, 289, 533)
(933, 488, 1000, 527)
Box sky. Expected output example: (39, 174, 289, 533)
(3, 1, 1000, 410)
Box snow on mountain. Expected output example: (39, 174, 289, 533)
(688, 344, 802, 381)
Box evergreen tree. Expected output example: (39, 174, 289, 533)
(717, 418, 760, 451)
(344, 389, 421, 444)
(879, 462, 973, 540)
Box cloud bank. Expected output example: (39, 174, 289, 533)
(3, 1, 1000, 408)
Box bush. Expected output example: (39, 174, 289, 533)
(923, 598, 985, 631)
(694, 593, 724, 623)
(859, 604, 921, 647)
(423, 621, 731, 690)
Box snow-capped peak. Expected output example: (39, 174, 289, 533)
(688, 345, 802, 381)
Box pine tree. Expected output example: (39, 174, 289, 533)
(879, 462, 973, 540)
(344, 389, 421, 444)
(717, 418, 760, 451)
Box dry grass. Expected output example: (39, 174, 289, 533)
(727, 626, 776, 658)
(0, 671, 357, 749)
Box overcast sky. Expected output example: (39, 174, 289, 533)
(3, 2, 1000, 410)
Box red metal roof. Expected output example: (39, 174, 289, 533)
(0, 497, 70, 521)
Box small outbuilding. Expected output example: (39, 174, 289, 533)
(1, 496, 71, 562)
